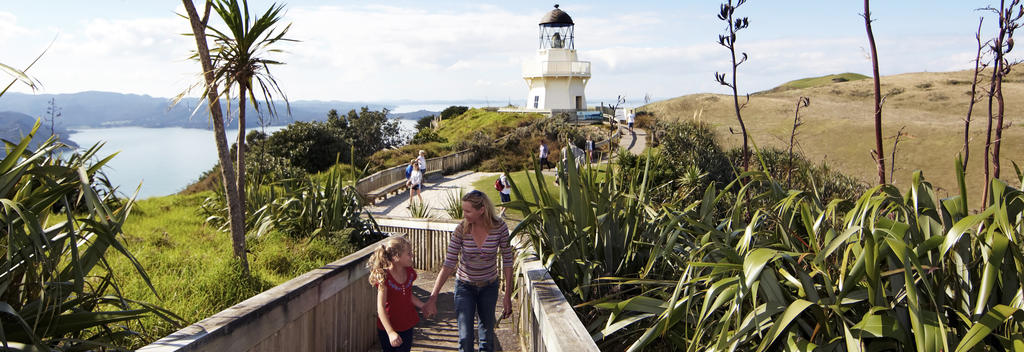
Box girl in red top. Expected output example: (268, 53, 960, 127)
(368, 237, 425, 352)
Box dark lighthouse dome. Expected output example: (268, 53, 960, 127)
(538, 5, 575, 49)
(540, 4, 574, 26)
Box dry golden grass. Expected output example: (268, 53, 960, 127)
(642, 69, 1024, 199)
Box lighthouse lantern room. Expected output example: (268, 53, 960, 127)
(521, 4, 591, 113)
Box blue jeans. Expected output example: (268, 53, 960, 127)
(377, 328, 413, 352)
(455, 279, 499, 352)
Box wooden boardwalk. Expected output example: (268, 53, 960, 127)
(370, 270, 520, 351)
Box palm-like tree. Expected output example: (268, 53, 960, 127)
(207, 0, 294, 213)
(178, 0, 293, 275)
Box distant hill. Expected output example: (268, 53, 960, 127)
(0, 111, 78, 153)
(641, 69, 1024, 199)
(0, 91, 439, 129)
(763, 72, 870, 93)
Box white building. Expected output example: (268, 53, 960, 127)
(521, 5, 591, 114)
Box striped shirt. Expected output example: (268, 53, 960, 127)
(443, 220, 514, 282)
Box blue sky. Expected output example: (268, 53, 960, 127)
(0, 1, 1005, 105)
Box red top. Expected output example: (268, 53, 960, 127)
(375, 266, 419, 332)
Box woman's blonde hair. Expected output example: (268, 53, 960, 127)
(461, 190, 501, 231)
(367, 236, 412, 286)
(410, 159, 420, 170)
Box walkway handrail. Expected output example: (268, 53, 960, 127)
(594, 127, 621, 149)
(513, 235, 600, 352)
(139, 237, 392, 352)
(355, 148, 476, 195)
(141, 219, 599, 351)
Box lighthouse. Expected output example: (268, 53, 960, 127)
(521, 5, 591, 114)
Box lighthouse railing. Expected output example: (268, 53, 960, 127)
(522, 61, 591, 77)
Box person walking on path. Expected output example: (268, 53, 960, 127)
(496, 173, 512, 218)
(369, 237, 426, 352)
(627, 110, 636, 132)
(416, 150, 428, 188)
(538, 141, 550, 170)
(423, 190, 514, 352)
(406, 159, 424, 206)
(585, 136, 595, 163)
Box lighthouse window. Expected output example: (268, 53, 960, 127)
(533, 96, 539, 108)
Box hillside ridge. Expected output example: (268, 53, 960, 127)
(641, 68, 1024, 198)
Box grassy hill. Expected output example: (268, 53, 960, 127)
(642, 69, 1024, 199)
(764, 72, 869, 92)
(368, 108, 544, 169)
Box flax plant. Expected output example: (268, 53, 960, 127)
(597, 155, 1024, 351)
(443, 188, 465, 219)
(0, 122, 183, 350)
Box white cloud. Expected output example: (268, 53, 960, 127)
(0, 3, 1003, 103)
(0, 12, 31, 42)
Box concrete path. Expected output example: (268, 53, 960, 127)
(367, 171, 500, 219)
(619, 126, 648, 155)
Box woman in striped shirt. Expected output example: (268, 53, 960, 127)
(424, 190, 514, 351)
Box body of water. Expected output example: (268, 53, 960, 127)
(71, 118, 417, 199)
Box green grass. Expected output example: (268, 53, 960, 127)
(106, 191, 358, 347)
(366, 108, 544, 173)
(771, 72, 869, 91)
(435, 108, 543, 142)
(470, 170, 560, 220)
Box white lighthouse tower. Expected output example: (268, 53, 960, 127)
(522, 5, 591, 114)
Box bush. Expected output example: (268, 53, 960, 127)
(440, 105, 469, 120)
(263, 120, 349, 173)
(634, 110, 656, 129)
(0, 124, 183, 350)
(410, 128, 448, 145)
(337, 108, 404, 165)
(725, 146, 865, 202)
(415, 114, 436, 130)
(521, 137, 1024, 350)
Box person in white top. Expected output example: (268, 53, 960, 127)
(627, 110, 636, 132)
(417, 150, 427, 171)
(417, 150, 427, 186)
(497, 173, 512, 217)
(539, 141, 551, 170)
(406, 159, 423, 206)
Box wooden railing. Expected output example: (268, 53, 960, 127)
(514, 236, 600, 352)
(142, 219, 599, 351)
(375, 218, 459, 272)
(139, 237, 391, 352)
(594, 127, 621, 150)
(355, 149, 476, 196)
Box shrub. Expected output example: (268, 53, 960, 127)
(409, 200, 431, 218)
(443, 189, 465, 219)
(725, 146, 865, 202)
(440, 105, 469, 120)
(634, 110, 656, 129)
(519, 143, 1024, 351)
(415, 114, 436, 130)
(655, 120, 733, 186)
(410, 128, 448, 145)
(0, 123, 183, 349)
(263, 120, 349, 173)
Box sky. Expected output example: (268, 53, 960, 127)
(0, 1, 1007, 105)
